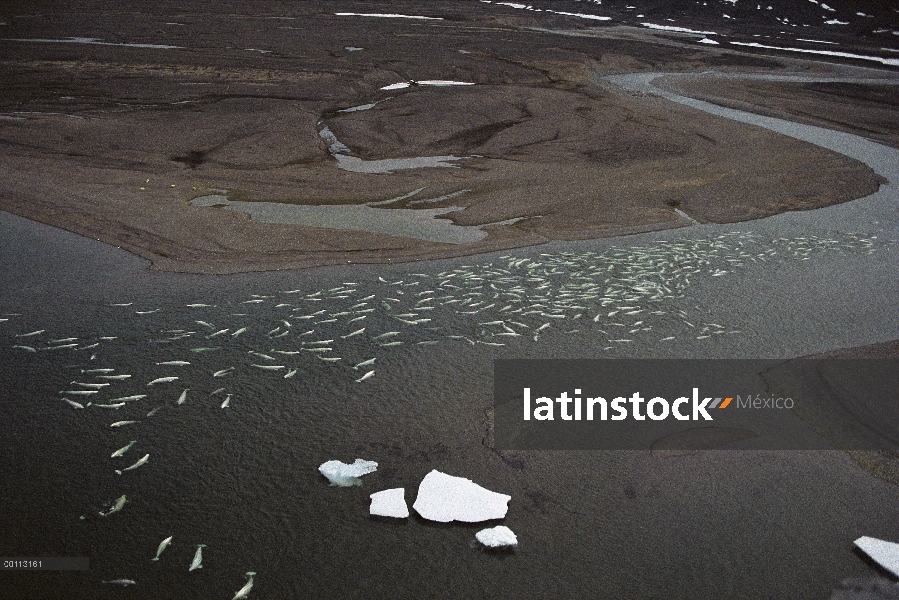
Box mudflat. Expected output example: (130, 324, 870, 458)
(0, 0, 887, 273)
(663, 76, 899, 149)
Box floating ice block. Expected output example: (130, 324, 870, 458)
(476, 525, 518, 548)
(318, 459, 378, 487)
(855, 536, 899, 578)
(370, 488, 409, 518)
(412, 470, 510, 522)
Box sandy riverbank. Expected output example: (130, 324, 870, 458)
(0, 1, 890, 273)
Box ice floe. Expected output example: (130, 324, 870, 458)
(698, 38, 719, 45)
(854, 536, 899, 578)
(728, 42, 899, 66)
(476, 525, 518, 548)
(370, 488, 409, 518)
(412, 470, 510, 523)
(319, 458, 378, 486)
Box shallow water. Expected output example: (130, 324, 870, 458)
(189, 194, 486, 244)
(4, 196, 899, 598)
(332, 152, 465, 174)
(5, 63, 899, 599)
(318, 124, 466, 173)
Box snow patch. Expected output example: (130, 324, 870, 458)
(548, 11, 611, 21)
(729, 41, 899, 66)
(640, 23, 718, 35)
(334, 13, 443, 20)
(381, 82, 411, 91)
(380, 80, 475, 90)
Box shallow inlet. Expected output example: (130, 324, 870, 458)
(317, 125, 464, 174)
(189, 194, 491, 244)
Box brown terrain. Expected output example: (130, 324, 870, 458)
(663, 76, 899, 149)
(0, 1, 892, 273)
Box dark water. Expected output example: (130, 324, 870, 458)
(2, 210, 899, 599)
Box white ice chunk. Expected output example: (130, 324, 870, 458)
(854, 536, 899, 578)
(381, 82, 411, 90)
(370, 488, 409, 518)
(476, 525, 518, 548)
(412, 470, 510, 522)
(318, 458, 378, 487)
(698, 37, 720, 44)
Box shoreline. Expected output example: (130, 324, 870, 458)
(2, 10, 894, 275)
(3, 62, 896, 275)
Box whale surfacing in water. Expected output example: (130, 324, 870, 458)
(232, 571, 256, 600)
(111, 440, 137, 457)
(115, 453, 149, 475)
(189, 544, 206, 571)
(100, 495, 127, 517)
(152, 536, 173, 561)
